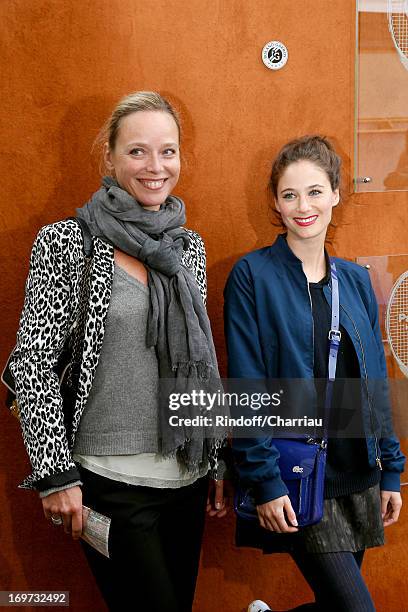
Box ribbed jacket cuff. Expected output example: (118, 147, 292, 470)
(380, 470, 402, 492)
(254, 477, 289, 505)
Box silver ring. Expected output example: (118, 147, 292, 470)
(51, 514, 63, 526)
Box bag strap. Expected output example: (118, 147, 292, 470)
(64, 217, 93, 387)
(322, 260, 340, 445)
(66, 215, 94, 352)
(66, 216, 94, 257)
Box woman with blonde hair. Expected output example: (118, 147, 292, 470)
(11, 91, 228, 611)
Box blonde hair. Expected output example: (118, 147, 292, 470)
(95, 91, 181, 171)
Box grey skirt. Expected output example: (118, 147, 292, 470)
(236, 485, 384, 554)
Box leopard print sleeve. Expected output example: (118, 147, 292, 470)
(9, 221, 83, 490)
(181, 229, 207, 305)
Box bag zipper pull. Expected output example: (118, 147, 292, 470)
(376, 457, 383, 471)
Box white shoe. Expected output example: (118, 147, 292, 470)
(247, 600, 272, 612)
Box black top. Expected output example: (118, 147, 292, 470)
(309, 274, 381, 498)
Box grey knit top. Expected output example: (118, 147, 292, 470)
(74, 265, 159, 454)
(73, 265, 208, 489)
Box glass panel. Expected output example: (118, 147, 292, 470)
(355, 0, 408, 192)
(355, 254, 408, 378)
(356, 254, 408, 438)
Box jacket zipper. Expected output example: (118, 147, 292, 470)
(327, 285, 382, 470)
(306, 282, 315, 366)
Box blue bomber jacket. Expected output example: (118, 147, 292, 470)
(224, 234, 405, 504)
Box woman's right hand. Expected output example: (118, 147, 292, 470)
(42, 486, 83, 540)
(257, 495, 299, 533)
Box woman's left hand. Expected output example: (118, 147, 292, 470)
(206, 479, 232, 517)
(381, 490, 402, 527)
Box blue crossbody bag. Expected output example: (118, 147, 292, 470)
(234, 261, 340, 528)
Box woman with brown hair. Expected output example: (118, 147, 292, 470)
(224, 135, 405, 611)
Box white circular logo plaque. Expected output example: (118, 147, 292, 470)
(262, 41, 288, 70)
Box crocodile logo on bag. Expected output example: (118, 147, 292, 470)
(292, 466, 304, 473)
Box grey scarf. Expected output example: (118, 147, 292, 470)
(77, 177, 225, 471)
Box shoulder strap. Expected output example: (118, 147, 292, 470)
(64, 223, 93, 389)
(66, 217, 94, 258)
(322, 260, 341, 444)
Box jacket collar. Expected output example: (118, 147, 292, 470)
(272, 234, 303, 265)
(272, 234, 332, 281)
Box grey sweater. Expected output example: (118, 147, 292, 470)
(74, 265, 159, 455)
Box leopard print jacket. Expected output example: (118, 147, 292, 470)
(10, 219, 208, 490)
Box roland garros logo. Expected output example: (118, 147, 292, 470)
(262, 41, 289, 70)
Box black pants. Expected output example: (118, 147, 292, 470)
(80, 468, 208, 612)
(286, 550, 375, 611)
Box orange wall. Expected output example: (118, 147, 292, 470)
(1, 1, 407, 611)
